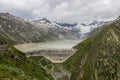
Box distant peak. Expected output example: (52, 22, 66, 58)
(41, 18, 51, 23)
(0, 12, 11, 16)
(5, 12, 10, 15)
(81, 23, 87, 26)
(55, 22, 78, 27)
(41, 18, 48, 21)
(92, 20, 99, 23)
(34, 18, 51, 24)
(0, 12, 15, 18)
(89, 20, 105, 26)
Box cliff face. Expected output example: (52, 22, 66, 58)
(63, 19, 120, 80)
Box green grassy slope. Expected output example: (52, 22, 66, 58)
(63, 19, 120, 80)
(0, 45, 54, 80)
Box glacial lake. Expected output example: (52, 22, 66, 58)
(14, 40, 82, 52)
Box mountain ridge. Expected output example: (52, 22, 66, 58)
(63, 19, 120, 80)
(0, 12, 80, 43)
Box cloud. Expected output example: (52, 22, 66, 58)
(0, 0, 120, 23)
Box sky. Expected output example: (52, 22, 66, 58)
(0, 0, 120, 23)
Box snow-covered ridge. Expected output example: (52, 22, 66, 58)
(0, 12, 109, 42)
(76, 20, 108, 34)
(33, 18, 109, 39)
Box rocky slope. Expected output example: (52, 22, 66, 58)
(0, 12, 109, 44)
(32, 19, 79, 40)
(0, 13, 45, 43)
(0, 34, 15, 45)
(63, 18, 120, 80)
(0, 13, 80, 44)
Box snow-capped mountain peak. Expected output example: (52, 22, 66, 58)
(32, 17, 108, 39)
(76, 23, 91, 34)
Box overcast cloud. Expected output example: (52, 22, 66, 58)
(0, 0, 120, 23)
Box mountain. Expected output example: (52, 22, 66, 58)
(55, 22, 78, 28)
(76, 20, 109, 38)
(0, 12, 109, 43)
(63, 18, 120, 80)
(0, 12, 120, 80)
(34, 18, 51, 24)
(32, 19, 80, 40)
(0, 13, 44, 43)
(0, 30, 54, 80)
(0, 13, 80, 43)
(0, 34, 15, 45)
(33, 18, 109, 40)
(89, 20, 107, 26)
(55, 20, 108, 39)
